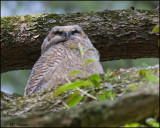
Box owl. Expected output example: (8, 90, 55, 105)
(24, 25, 104, 95)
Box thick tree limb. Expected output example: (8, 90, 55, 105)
(1, 66, 159, 127)
(1, 10, 159, 73)
(1, 83, 159, 127)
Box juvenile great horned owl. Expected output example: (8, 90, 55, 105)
(24, 25, 104, 95)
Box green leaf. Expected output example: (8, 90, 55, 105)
(89, 74, 101, 88)
(98, 91, 115, 101)
(138, 69, 147, 78)
(68, 96, 83, 108)
(105, 70, 113, 79)
(78, 43, 84, 58)
(153, 25, 159, 33)
(124, 123, 141, 127)
(67, 70, 82, 76)
(86, 57, 97, 63)
(67, 91, 83, 108)
(67, 90, 79, 104)
(97, 94, 105, 101)
(146, 75, 159, 83)
(54, 80, 90, 96)
(90, 74, 101, 83)
(103, 91, 115, 99)
(86, 59, 95, 63)
(138, 69, 159, 83)
(146, 118, 159, 127)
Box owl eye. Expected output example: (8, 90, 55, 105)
(71, 30, 80, 35)
(54, 31, 63, 35)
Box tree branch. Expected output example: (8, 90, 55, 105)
(1, 66, 159, 127)
(1, 83, 159, 127)
(1, 10, 159, 73)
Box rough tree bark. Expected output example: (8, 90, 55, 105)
(1, 83, 159, 127)
(1, 9, 159, 73)
(1, 65, 159, 127)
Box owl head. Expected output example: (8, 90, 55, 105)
(41, 25, 88, 54)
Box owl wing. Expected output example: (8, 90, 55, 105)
(24, 48, 61, 95)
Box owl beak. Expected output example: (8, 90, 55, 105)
(64, 32, 71, 39)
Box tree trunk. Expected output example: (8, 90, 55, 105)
(1, 9, 159, 73)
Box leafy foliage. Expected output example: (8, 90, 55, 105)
(146, 118, 159, 127)
(54, 80, 90, 96)
(54, 43, 114, 108)
(66, 91, 83, 108)
(138, 69, 159, 83)
(153, 25, 159, 34)
(124, 122, 143, 127)
(67, 70, 82, 77)
(55, 43, 159, 109)
(124, 117, 159, 127)
(98, 91, 115, 101)
(153, 23, 159, 46)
